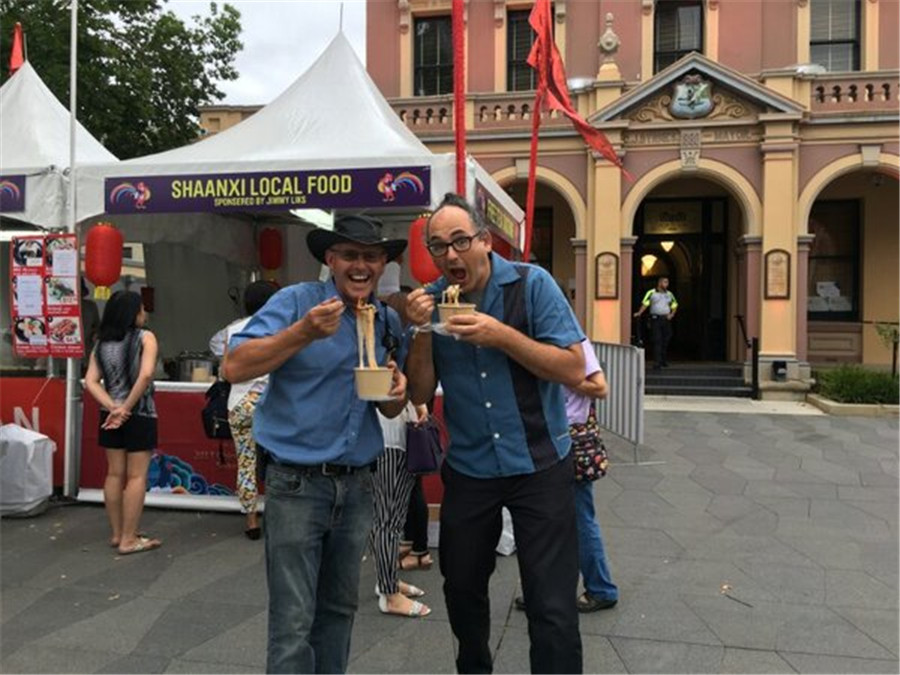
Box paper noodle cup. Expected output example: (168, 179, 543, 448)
(437, 303, 476, 324)
(354, 367, 393, 400)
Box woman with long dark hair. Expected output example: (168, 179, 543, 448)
(84, 290, 161, 555)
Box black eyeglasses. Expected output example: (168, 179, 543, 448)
(330, 248, 386, 263)
(426, 232, 483, 257)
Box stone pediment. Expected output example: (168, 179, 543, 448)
(590, 52, 805, 126)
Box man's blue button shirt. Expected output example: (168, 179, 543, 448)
(427, 254, 584, 478)
(230, 279, 404, 467)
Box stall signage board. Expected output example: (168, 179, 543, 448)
(475, 181, 521, 249)
(10, 234, 85, 358)
(105, 166, 432, 214)
(0, 175, 26, 213)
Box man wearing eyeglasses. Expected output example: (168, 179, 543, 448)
(405, 193, 586, 674)
(224, 215, 408, 674)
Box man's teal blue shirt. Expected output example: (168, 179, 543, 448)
(229, 278, 404, 467)
(427, 253, 584, 478)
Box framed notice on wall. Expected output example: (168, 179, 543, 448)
(594, 252, 619, 299)
(765, 249, 791, 299)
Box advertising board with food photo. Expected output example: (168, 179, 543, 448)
(9, 234, 84, 358)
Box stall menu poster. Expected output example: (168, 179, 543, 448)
(10, 234, 85, 358)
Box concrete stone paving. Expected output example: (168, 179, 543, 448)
(2, 410, 897, 674)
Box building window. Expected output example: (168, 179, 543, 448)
(807, 200, 860, 321)
(810, 0, 860, 72)
(414, 16, 453, 96)
(507, 10, 536, 91)
(654, 1, 703, 73)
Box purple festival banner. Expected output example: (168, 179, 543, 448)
(0, 175, 26, 213)
(105, 167, 431, 214)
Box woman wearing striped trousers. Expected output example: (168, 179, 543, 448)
(373, 402, 432, 618)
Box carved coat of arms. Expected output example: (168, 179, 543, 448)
(669, 74, 713, 119)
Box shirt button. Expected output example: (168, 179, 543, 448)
(485, 401, 492, 409)
(493, 432, 500, 439)
(480, 372, 487, 378)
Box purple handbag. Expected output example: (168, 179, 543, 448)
(405, 418, 443, 475)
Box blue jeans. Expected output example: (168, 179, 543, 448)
(575, 481, 618, 601)
(264, 462, 374, 674)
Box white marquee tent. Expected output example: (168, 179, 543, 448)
(0, 61, 117, 230)
(75, 32, 523, 255)
(72, 31, 523, 358)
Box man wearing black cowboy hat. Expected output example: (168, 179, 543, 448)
(223, 214, 409, 674)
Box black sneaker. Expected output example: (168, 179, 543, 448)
(576, 592, 618, 613)
(514, 595, 526, 611)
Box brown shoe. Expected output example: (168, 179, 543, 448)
(576, 592, 617, 612)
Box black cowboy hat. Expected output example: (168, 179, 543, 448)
(307, 215, 407, 264)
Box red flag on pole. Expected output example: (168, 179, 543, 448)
(9, 22, 25, 76)
(522, 0, 629, 260)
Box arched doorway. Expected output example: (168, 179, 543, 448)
(505, 180, 578, 300)
(632, 176, 746, 362)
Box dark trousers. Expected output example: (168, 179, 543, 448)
(439, 455, 582, 674)
(650, 315, 672, 365)
(403, 476, 429, 553)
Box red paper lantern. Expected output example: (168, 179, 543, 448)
(408, 215, 440, 284)
(259, 227, 283, 271)
(84, 222, 123, 299)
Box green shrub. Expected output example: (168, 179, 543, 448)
(816, 365, 899, 404)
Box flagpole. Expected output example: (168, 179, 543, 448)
(452, 0, 465, 195)
(64, 0, 79, 498)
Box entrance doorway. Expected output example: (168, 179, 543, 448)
(633, 197, 728, 361)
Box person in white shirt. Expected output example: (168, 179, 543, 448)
(216, 280, 277, 539)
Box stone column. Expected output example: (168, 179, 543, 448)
(760, 120, 799, 360)
(590, 150, 624, 343)
(620, 236, 637, 344)
(796, 234, 815, 362)
(740, 235, 763, 345)
(570, 238, 587, 328)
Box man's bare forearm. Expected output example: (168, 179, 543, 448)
(406, 332, 437, 405)
(223, 320, 313, 383)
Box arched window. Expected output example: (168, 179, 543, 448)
(654, 0, 703, 73)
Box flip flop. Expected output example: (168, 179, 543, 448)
(110, 532, 148, 548)
(117, 536, 161, 555)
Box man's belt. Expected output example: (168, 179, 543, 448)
(267, 455, 375, 476)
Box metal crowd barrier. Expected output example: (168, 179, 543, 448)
(592, 341, 645, 462)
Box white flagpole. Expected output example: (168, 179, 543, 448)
(64, 0, 79, 498)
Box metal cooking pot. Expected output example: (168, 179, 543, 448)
(176, 351, 218, 382)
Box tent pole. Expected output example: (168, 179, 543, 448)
(63, 0, 79, 498)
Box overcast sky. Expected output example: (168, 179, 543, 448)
(168, 0, 367, 106)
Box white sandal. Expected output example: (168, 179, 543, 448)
(378, 594, 431, 617)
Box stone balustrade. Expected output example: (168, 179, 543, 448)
(392, 96, 454, 134)
(810, 72, 899, 113)
(390, 92, 571, 135)
(471, 92, 569, 130)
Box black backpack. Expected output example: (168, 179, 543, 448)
(201, 379, 232, 440)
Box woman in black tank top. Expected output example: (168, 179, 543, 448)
(84, 291, 161, 555)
